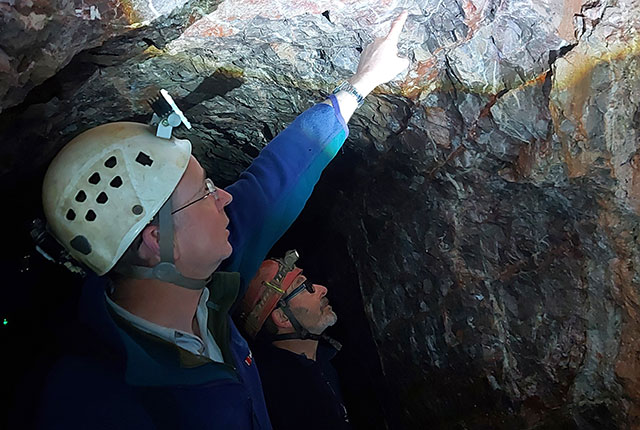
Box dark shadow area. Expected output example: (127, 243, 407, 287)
(1, 170, 84, 430)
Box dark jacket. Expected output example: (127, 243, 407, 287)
(37, 273, 266, 430)
(253, 341, 352, 430)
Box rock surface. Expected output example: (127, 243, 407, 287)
(2, 0, 640, 428)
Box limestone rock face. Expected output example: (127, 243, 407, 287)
(2, 0, 640, 428)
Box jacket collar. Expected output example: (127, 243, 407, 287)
(79, 272, 241, 387)
(205, 272, 240, 315)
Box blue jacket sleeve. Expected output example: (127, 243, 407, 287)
(221, 97, 348, 294)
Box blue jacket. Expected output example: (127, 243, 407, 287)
(222, 96, 348, 290)
(35, 99, 348, 429)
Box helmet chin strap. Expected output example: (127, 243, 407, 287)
(116, 199, 209, 290)
(271, 303, 342, 351)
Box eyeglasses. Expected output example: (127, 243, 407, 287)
(171, 178, 219, 215)
(280, 280, 315, 306)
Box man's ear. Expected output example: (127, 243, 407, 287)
(138, 224, 161, 262)
(271, 308, 292, 329)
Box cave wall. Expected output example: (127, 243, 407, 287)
(2, 0, 640, 429)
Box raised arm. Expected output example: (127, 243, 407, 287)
(223, 101, 347, 292)
(222, 11, 410, 295)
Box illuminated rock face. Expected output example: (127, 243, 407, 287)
(2, 0, 640, 428)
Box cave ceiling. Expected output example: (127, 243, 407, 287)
(2, 0, 640, 428)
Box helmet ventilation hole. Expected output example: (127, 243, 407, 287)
(85, 210, 97, 221)
(104, 156, 117, 168)
(132, 205, 143, 215)
(110, 176, 123, 188)
(96, 192, 108, 204)
(88, 172, 101, 184)
(135, 152, 154, 167)
(66, 209, 76, 221)
(75, 190, 87, 202)
(70, 235, 91, 255)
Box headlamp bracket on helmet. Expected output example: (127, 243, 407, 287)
(149, 89, 192, 139)
(262, 249, 300, 295)
(30, 218, 86, 275)
(269, 249, 299, 287)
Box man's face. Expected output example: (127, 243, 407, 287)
(285, 275, 338, 335)
(172, 156, 233, 279)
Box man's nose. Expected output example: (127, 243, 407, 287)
(315, 284, 328, 297)
(218, 188, 233, 209)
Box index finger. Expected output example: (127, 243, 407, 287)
(386, 10, 408, 43)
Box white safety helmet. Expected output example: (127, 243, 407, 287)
(42, 122, 191, 275)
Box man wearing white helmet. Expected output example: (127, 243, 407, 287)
(34, 11, 409, 430)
